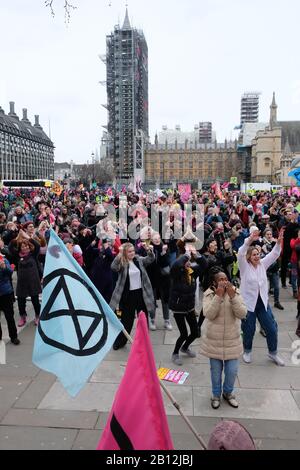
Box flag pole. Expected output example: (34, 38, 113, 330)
(121, 326, 207, 450)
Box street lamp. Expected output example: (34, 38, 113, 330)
(91, 152, 95, 184)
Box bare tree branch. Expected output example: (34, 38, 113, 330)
(45, 0, 77, 23)
(45, 0, 55, 17)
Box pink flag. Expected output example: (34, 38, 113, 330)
(292, 187, 300, 197)
(97, 313, 174, 450)
(212, 182, 223, 199)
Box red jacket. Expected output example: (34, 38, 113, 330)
(290, 238, 300, 264)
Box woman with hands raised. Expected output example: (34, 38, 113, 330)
(237, 227, 285, 366)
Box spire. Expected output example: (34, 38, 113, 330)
(122, 8, 131, 30)
(269, 92, 278, 129)
(283, 137, 291, 155)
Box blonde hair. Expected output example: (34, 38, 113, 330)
(119, 242, 135, 267)
(246, 246, 260, 263)
(38, 221, 48, 231)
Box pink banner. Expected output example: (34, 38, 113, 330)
(97, 313, 173, 450)
(178, 184, 191, 203)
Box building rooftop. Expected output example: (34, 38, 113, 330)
(0, 103, 53, 146)
(148, 141, 236, 151)
(54, 162, 71, 169)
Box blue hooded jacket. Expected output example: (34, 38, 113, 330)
(0, 258, 14, 296)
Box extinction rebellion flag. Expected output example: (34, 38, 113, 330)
(32, 229, 123, 397)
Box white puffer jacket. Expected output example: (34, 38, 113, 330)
(200, 288, 247, 360)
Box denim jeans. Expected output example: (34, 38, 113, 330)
(269, 272, 280, 303)
(168, 251, 177, 267)
(209, 358, 239, 398)
(242, 295, 278, 354)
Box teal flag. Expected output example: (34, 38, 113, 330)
(32, 229, 123, 396)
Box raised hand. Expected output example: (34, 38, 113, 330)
(215, 280, 226, 298)
(277, 228, 285, 244)
(225, 282, 236, 299)
(249, 229, 260, 242)
(162, 244, 168, 255)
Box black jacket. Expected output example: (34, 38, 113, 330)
(282, 222, 300, 258)
(88, 246, 114, 303)
(169, 254, 207, 313)
(136, 243, 171, 301)
(201, 249, 235, 290)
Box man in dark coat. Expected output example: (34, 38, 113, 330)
(88, 239, 114, 303)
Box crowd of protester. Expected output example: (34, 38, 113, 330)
(0, 184, 299, 409)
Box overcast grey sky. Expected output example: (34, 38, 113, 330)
(1, 0, 300, 163)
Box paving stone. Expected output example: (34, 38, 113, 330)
(0, 340, 6, 364)
(189, 354, 210, 365)
(0, 425, 77, 450)
(90, 361, 127, 383)
(104, 346, 130, 362)
(72, 429, 101, 450)
(256, 438, 300, 450)
(149, 330, 166, 345)
(234, 418, 300, 440)
(166, 415, 219, 436)
(193, 387, 300, 421)
(172, 433, 209, 450)
(10, 370, 56, 411)
(292, 391, 300, 410)
(278, 322, 299, 333)
(288, 331, 300, 342)
(0, 378, 31, 421)
(5, 343, 36, 366)
(17, 321, 38, 345)
(0, 364, 39, 379)
(162, 385, 194, 416)
(238, 364, 300, 390)
(1, 408, 98, 429)
(154, 345, 207, 365)
(95, 412, 109, 430)
(38, 382, 119, 412)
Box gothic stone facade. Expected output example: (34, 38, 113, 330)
(145, 141, 239, 185)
